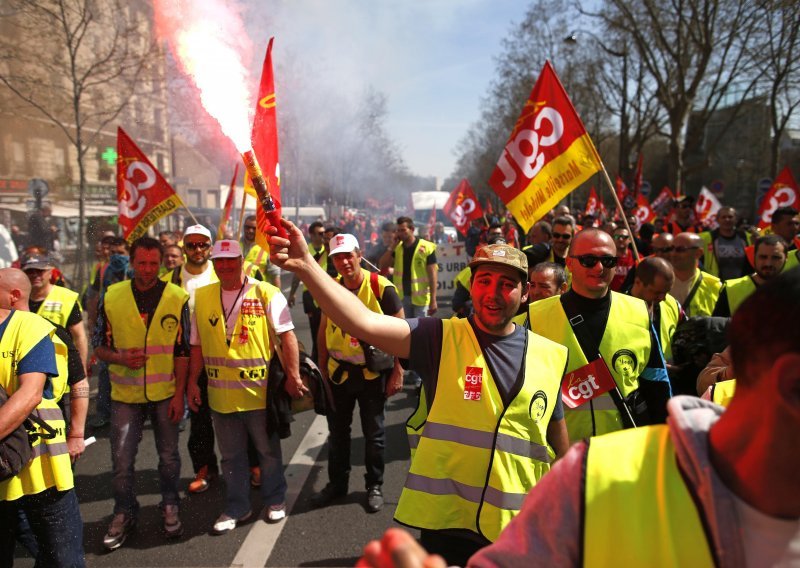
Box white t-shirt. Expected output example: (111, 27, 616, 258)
(190, 277, 293, 345)
(671, 270, 697, 306)
(181, 263, 216, 314)
(733, 492, 800, 567)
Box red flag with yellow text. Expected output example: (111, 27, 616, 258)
(443, 179, 484, 236)
(116, 127, 184, 243)
(247, 38, 281, 251)
(488, 61, 603, 232)
(757, 167, 799, 229)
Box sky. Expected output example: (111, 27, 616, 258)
(242, 1, 529, 186)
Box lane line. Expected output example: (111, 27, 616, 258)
(230, 413, 328, 568)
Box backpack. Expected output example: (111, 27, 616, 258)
(671, 316, 730, 396)
(0, 386, 57, 482)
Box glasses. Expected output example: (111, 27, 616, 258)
(673, 245, 700, 253)
(244, 225, 257, 231)
(570, 255, 619, 268)
(652, 246, 674, 253)
(311, 231, 324, 236)
(184, 242, 211, 251)
(552, 232, 572, 240)
(613, 234, 631, 240)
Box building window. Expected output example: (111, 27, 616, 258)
(187, 189, 201, 208)
(12, 141, 25, 173)
(206, 190, 219, 209)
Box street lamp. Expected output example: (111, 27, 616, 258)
(564, 31, 629, 181)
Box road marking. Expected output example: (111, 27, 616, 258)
(230, 413, 328, 568)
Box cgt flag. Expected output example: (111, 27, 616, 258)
(633, 193, 655, 226)
(443, 179, 484, 236)
(695, 186, 722, 229)
(757, 166, 799, 229)
(248, 37, 282, 250)
(651, 186, 675, 216)
(584, 187, 601, 217)
(116, 127, 184, 243)
(560, 357, 617, 409)
(488, 60, 603, 232)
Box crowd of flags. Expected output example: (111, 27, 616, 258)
(115, 47, 798, 245)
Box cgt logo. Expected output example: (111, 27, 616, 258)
(495, 106, 564, 188)
(567, 375, 600, 400)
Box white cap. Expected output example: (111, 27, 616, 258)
(183, 224, 212, 240)
(329, 233, 359, 256)
(210, 240, 243, 259)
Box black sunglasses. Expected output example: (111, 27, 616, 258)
(552, 232, 572, 240)
(673, 245, 700, 253)
(184, 242, 211, 251)
(652, 246, 674, 253)
(570, 254, 619, 268)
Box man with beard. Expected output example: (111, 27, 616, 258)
(269, 221, 569, 567)
(713, 235, 787, 317)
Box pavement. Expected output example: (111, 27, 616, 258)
(12, 282, 443, 567)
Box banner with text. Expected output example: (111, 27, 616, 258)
(488, 60, 603, 232)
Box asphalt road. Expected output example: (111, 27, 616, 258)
(13, 282, 446, 567)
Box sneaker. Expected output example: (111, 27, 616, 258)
(310, 483, 348, 509)
(103, 513, 135, 550)
(211, 511, 252, 535)
(265, 503, 286, 523)
(366, 485, 384, 513)
(188, 465, 216, 494)
(250, 466, 261, 488)
(162, 504, 183, 538)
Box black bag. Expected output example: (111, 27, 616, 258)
(671, 316, 730, 395)
(359, 271, 395, 373)
(0, 386, 57, 482)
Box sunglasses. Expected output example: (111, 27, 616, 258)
(552, 232, 572, 240)
(652, 246, 674, 253)
(184, 242, 211, 251)
(244, 225, 257, 231)
(613, 234, 631, 240)
(570, 254, 619, 268)
(673, 245, 700, 253)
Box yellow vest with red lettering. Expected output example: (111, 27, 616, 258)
(583, 425, 715, 567)
(393, 238, 436, 306)
(325, 268, 393, 383)
(529, 292, 651, 443)
(394, 318, 568, 542)
(104, 281, 188, 403)
(0, 311, 73, 501)
(194, 281, 280, 413)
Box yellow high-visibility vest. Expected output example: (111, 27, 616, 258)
(0, 311, 73, 501)
(104, 281, 188, 403)
(194, 281, 281, 413)
(393, 238, 436, 307)
(35, 285, 80, 329)
(529, 292, 651, 443)
(583, 425, 714, 567)
(394, 318, 567, 542)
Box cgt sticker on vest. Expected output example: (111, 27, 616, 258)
(464, 366, 483, 401)
(560, 357, 616, 408)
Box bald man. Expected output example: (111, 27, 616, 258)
(529, 229, 671, 443)
(670, 233, 722, 317)
(629, 258, 683, 363)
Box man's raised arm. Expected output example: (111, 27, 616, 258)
(269, 219, 411, 359)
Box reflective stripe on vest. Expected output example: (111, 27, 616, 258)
(393, 239, 435, 306)
(35, 285, 80, 329)
(195, 281, 278, 413)
(583, 425, 715, 567)
(0, 311, 74, 501)
(724, 275, 757, 315)
(325, 268, 393, 383)
(394, 317, 568, 542)
(529, 292, 651, 443)
(105, 281, 188, 404)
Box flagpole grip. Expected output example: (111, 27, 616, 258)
(599, 163, 640, 261)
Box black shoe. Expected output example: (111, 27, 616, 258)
(366, 485, 383, 513)
(310, 484, 347, 509)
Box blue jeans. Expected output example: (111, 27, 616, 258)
(401, 297, 428, 318)
(212, 410, 286, 519)
(95, 362, 111, 420)
(1, 487, 85, 567)
(326, 373, 387, 490)
(110, 399, 181, 515)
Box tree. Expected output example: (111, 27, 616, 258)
(0, 0, 159, 284)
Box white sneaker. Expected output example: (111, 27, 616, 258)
(211, 511, 252, 535)
(265, 503, 286, 523)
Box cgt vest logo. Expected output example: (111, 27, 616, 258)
(561, 357, 616, 409)
(464, 366, 483, 401)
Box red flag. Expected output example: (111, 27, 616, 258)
(632, 153, 643, 197)
(695, 186, 722, 229)
(616, 176, 630, 202)
(633, 193, 655, 226)
(651, 186, 675, 215)
(116, 127, 184, 243)
(426, 201, 437, 240)
(248, 38, 281, 250)
(217, 164, 239, 240)
(486, 199, 494, 217)
(584, 187, 601, 217)
(757, 167, 800, 229)
(488, 61, 603, 232)
(560, 357, 617, 409)
(444, 179, 484, 236)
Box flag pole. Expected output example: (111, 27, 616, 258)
(236, 186, 248, 241)
(597, 162, 640, 261)
(180, 204, 200, 226)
